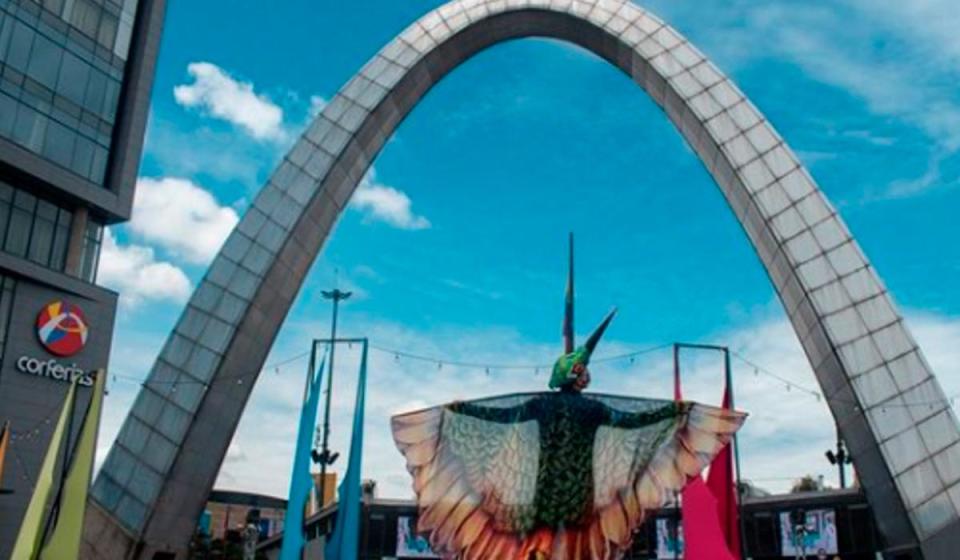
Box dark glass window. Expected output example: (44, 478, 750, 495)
(71, 133, 95, 178)
(90, 144, 108, 182)
(0, 274, 16, 363)
(57, 50, 91, 106)
(81, 218, 102, 282)
(0, 182, 76, 273)
(12, 104, 47, 152)
(97, 12, 118, 50)
(7, 21, 34, 73)
(42, 118, 76, 168)
(27, 199, 57, 265)
(42, 0, 67, 18)
(70, 0, 102, 39)
(0, 8, 121, 184)
(102, 78, 119, 118)
(0, 93, 16, 136)
(50, 207, 71, 269)
(5, 189, 37, 257)
(0, 184, 12, 241)
(0, 13, 13, 61)
(26, 33, 63, 90)
(84, 68, 107, 116)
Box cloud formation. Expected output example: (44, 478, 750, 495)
(351, 173, 431, 230)
(98, 229, 192, 307)
(174, 62, 285, 141)
(131, 177, 239, 264)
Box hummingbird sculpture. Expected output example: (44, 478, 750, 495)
(392, 235, 746, 559)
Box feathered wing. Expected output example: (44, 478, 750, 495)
(588, 398, 747, 558)
(392, 396, 745, 560)
(391, 395, 540, 558)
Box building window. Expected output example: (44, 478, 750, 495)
(0, 4, 126, 186)
(80, 218, 103, 282)
(0, 181, 75, 274)
(0, 274, 15, 373)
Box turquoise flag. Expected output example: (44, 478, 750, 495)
(325, 340, 368, 560)
(279, 355, 326, 560)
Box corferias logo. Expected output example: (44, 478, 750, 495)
(36, 300, 88, 357)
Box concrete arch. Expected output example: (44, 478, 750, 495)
(83, 1, 960, 558)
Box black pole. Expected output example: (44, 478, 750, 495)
(317, 288, 351, 510)
(836, 434, 847, 489)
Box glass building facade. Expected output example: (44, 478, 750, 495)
(0, 0, 165, 555)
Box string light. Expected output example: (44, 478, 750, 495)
(96, 340, 958, 413)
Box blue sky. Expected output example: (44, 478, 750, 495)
(97, 0, 960, 498)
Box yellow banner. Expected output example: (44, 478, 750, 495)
(11, 381, 77, 559)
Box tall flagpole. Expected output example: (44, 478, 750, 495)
(317, 287, 351, 509)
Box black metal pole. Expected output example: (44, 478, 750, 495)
(317, 289, 351, 510)
(837, 434, 847, 489)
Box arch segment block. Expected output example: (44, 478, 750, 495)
(82, 1, 960, 558)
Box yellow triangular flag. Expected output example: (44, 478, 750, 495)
(11, 380, 77, 559)
(40, 370, 107, 559)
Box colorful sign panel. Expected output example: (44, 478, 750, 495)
(396, 516, 438, 558)
(779, 508, 838, 557)
(36, 300, 89, 357)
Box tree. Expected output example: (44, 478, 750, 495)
(791, 475, 820, 493)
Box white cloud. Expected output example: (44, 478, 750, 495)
(131, 177, 239, 264)
(350, 173, 430, 230)
(691, 1, 960, 152)
(174, 62, 285, 141)
(98, 229, 192, 307)
(308, 95, 327, 118)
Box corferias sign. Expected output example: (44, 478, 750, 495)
(16, 300, 94, 386)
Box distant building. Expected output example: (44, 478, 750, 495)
(258, 487, 881, 560)
(0, 0, 165, 554)
(200, 490, 287, 542)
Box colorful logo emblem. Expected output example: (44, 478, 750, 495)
(36, 300, 89, 357)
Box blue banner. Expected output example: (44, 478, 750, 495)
(279, 356, 326, 560)
(325, 341, 368, 559)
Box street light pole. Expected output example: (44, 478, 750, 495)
(825, 431, 851, 489)
(316, 288, 351, 510)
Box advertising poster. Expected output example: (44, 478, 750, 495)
(779, 508, 838, 557)
(396, 516, 439, 558)
(656, 518, 684, 559)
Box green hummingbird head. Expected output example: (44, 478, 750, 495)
(549, 309, 616, 391)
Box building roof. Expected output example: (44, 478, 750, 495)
(208, 489, 287, 510)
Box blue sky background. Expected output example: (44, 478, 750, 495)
(97, 0, 960, 498)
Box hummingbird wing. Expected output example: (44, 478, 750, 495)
(391, 394, 540, 558)
(587, 396, 746, 556)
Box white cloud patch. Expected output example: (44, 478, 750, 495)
(131, 177, 239, 264)
(308, 95, 327, 118)
(174, 62, 285, 141)
(350, 172, 430, 230)
(98, 229, 192, 307)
